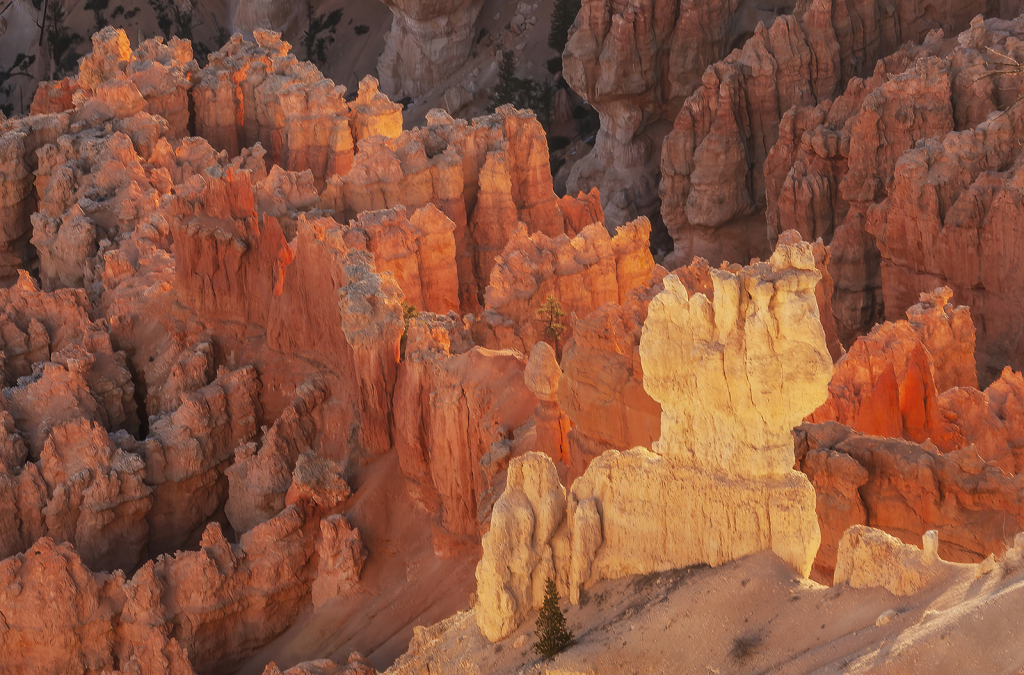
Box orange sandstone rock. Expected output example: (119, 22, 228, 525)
(475, 218, 654, 352)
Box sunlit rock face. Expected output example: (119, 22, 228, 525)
(475, 238, 832, 642)
(798, 285, 1024, 581)
(376, 0, 488, 99)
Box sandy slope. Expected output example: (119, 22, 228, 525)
(386, 550, 1024, 674)
(236, 450, 479, 674)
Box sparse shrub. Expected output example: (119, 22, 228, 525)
(400, 301, 419, 358)
(84, 0, 111, 32)
(546, 56, 562, 74)
(534, 578, 574, 659)
(147, 0, 193, 41)
(548, 0, 581, 53)
(31, 0, 82, 78)
(730, 632, 762, 661)
(490, 51, 550, 123)
(0, 53, 36, 117)
(303, 2, 343, 64)
(111, 5, 141, 21)
(537, 294, 566, 358)
(354, 24, 369, 35)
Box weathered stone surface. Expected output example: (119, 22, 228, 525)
(475, 218, 654, 352)
(660, 0, 981, 269)
(321, 106, 579, 313)
(376, 0, 487, 99)
(808, 289, 972, 451)
(834, 526, 950, 596)
(796, 420, 1024, 580)
(194, 30, 354, 184)
(226, 382, 327, 536)
(563, 0, 747, 231)
(311, 514, 367, 608)
(394, 314, 537, 546)
(142, 367, 261, 556)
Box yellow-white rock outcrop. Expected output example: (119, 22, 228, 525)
(475, 239, 832, 642)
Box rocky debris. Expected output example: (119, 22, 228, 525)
(562, 0, 748, 231)
(475, 239, 832, 641)
(393, 314, 537, 551)
(226, 382, 329, 536)
(833, 526, 954, 597)
(376, 0, 487, 99)
(475, 218, 655, 352)
(311, 514, 368, 608)
(193, 30, 354, 184)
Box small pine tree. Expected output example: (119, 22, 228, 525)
(492, 51, 519, 109)
(534, 578, 574, 659)
(399, 301, 419, 359)
(537, 294, 566, 358)
(304, 2, 344, 64)
(548, 0, 582, 53)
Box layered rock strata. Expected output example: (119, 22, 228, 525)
(393, 313, 538, 550)
(193, 30, 361, 184)
(320, 106, 587, 312)
(809, 287, 975, 451)
(797, 421, 1024, 579)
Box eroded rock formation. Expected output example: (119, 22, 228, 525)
(474, 217, 655, 352)
(475, 239, 831, 641)
(376, 0, 487, 99)
(562, 0, 748, 231)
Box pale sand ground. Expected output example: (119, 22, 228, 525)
(386, 550, 1024, 674)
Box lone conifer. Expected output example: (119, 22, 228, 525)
(534, 578, 574, 659)
(548, 0, 582, 53)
